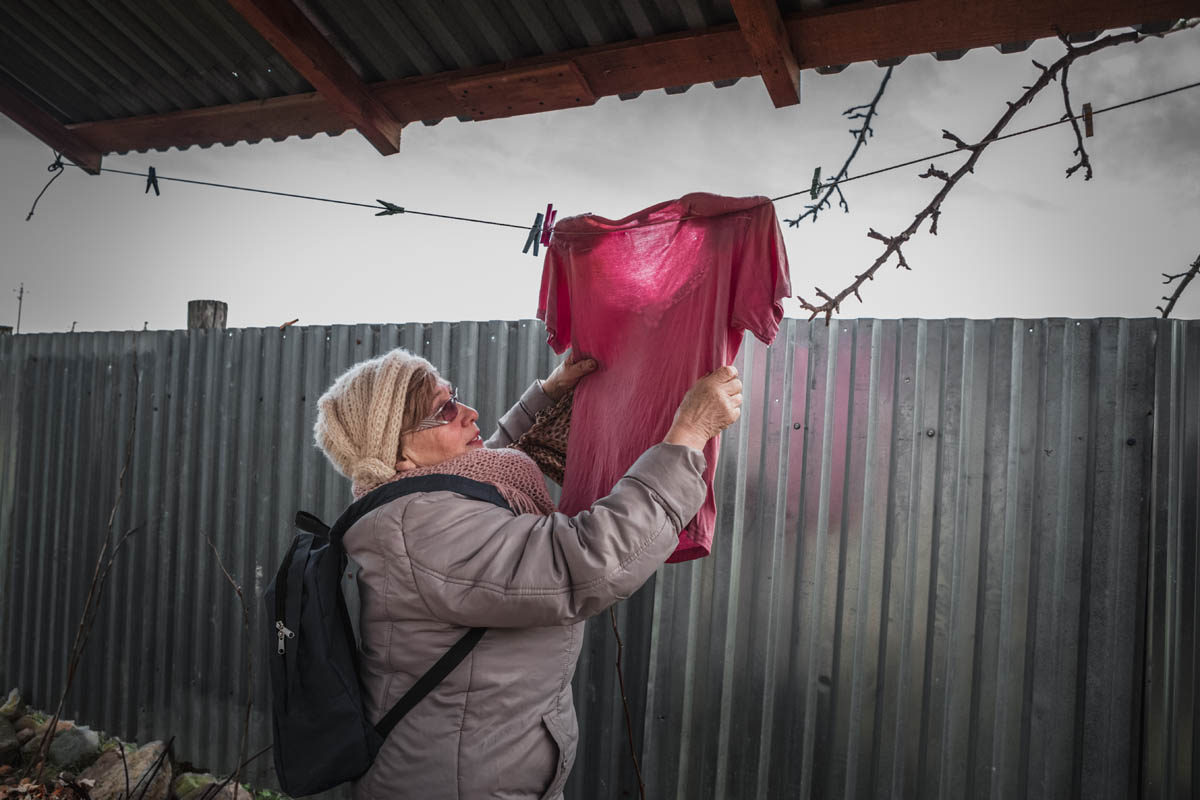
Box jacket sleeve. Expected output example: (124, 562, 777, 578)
(485, 380, 553, 448)
(400, 443, 706, 627)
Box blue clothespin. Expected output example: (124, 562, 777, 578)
(523, 212, 544, 256)
(809, 167, 821, 199)
(375, 199, 405, 216)
(145, 166, 159, 196)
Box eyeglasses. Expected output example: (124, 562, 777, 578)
(411, 386, 460, 432)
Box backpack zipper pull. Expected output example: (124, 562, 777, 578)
(276, 620, 295, 654)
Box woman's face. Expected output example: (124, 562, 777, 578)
(395, 380, 483, 470)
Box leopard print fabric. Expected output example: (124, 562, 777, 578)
(510, 391, 572, 486)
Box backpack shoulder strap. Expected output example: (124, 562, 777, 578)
(294, 511, 329, 536)
(326, 474, 512, 543)
(374, 626, 486, 738)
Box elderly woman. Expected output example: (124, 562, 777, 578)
(313, 347, 741, 800)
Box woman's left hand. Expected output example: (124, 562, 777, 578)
(542, 350, 599, 401)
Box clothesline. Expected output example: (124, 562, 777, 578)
(52, 78, 1200, 238)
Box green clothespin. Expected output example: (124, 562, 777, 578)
(375, 199, 405, 216)
(810, 167, 821, 200)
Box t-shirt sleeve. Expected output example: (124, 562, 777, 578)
(536, 244, 572, 354)
(730, 202, 792, 345)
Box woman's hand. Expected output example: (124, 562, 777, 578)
(541, 350, 599, 401)
(664, 365, 743, 451)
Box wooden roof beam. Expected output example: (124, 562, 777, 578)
(0, 75, 102, 173)
(730, 0, 802, 107)
(226, 0, 404, 155)
(68, 0, 1198, 156)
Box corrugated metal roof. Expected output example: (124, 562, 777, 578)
(2, 0, 1189, 155)
(1, 318, 1194, 799)
(0, 0, 760, 126)
(0, 0, 310, 124)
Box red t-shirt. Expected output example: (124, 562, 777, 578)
(538, 192, 792, 562)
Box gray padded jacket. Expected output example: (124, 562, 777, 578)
(345, 382, 706, 799)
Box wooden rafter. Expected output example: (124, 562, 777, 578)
(730, 0, 802, 107)
(62, 0, 1196, 156)
(226, 0, 404, 155)
(0, 75, 102, 173)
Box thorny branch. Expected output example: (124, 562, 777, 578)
(201, 536, 254, 800)
(1057, 63, 1092, 180)
(610, 607, 645, 800)
(26, 345, 144, 783)
(797, 21, 1194, 322)
(1157, 253, 1200, 318)
(786, 67, 894, 226)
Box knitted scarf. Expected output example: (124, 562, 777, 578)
(351, 446, 556, 515)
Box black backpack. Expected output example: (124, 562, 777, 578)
(263, 475, 512, 796)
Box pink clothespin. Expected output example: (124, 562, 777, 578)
(539, 203, 557, 247)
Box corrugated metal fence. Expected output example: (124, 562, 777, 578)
(0, 318, 1195, 799)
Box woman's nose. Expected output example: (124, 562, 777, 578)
(461, 404, 479, 425)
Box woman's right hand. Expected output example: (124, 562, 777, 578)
(664, 365, 743, 451)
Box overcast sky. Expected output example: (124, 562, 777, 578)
(1, 27, 1198, 334)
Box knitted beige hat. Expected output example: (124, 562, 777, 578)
(313, 348, 437, 493)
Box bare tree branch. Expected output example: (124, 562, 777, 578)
(785, 66, 895, 226)
(1058, 62, 1093, 180)
(797, 27, 1164, 322)
(26, 344, 143, 782)
(202, 535, 254, 800)
(1049, 27, 1098, 181)
(129, 736, 174, 800)
(609, 606, 645, 800)
(1157, 253, 1200, 317)
(119, 743, 131, 800)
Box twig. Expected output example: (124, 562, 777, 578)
(25, 151, 66, 222)
(196, 742, 276, 800)
(195, 744, 276, 799)
(609, 606, 645, 800)
(118, 744, 130, 800)
(26, 345, 143, 781)
(785, 67, 894, 226)
(58, 773, 95, 799)
(796, 27, 1163, 322)
(203, 534, 254, 800)
(128, 737, 174, 800)
(1157, 253, 1200, 317)
(1058, 61, 1093, 180)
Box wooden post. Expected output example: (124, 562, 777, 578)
(188, 300, 228, 330)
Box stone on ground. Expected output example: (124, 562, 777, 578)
(0, 689, 24, 722)
(0, 716, 19, 766)
(79, 740, 172, 800)
(48, 724, 100, 772)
